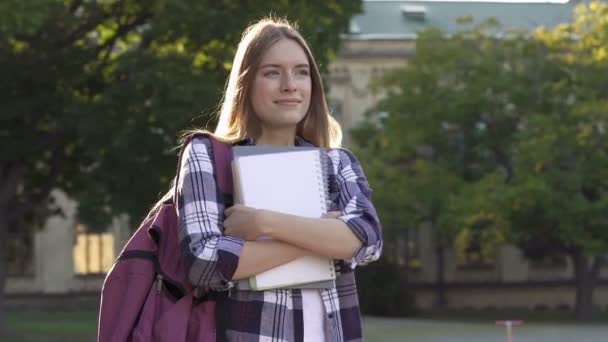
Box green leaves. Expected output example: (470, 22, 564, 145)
(0, 0, 57, 34)
(355, 2, 608, 260)
(1, 0, 362, 230)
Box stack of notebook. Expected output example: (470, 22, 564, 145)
(231, 146, 336, 291)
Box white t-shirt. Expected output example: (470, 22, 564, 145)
(302, 289, 325, 342)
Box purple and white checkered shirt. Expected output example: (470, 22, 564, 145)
(177, 136, 383, 342)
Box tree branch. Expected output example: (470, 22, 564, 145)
(7, 138, 66, 222)
(68, 0, 84, 14)
(0, 163, 23, 207)
(60, 17, 104, 47)
(492, 146, 514, 183)
(59, 0, 127, 48)
(94, 12, 152, 58)
(481, 116, 515, 183)
(591, 255, 605, 277)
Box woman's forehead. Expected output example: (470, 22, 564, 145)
(259, 39, 309, 66)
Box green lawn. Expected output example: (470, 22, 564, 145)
(4, 309, 608, 341)
(364, 318, 493, 340)
(5, 310, 98, 342)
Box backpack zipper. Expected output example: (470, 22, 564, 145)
(156, 274, 163, 293)
(118, 249, 187, 299)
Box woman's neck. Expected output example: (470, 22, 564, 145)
(255, 127, 297, 146)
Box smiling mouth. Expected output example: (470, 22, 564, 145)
(274, 99, 301, 105)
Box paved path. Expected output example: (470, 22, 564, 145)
(363, 317, 608, 342)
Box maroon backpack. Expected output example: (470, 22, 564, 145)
(98, 134, 232, 342)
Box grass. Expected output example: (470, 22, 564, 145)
(4, 308, 608, 341)
(5, 310, 98, 342)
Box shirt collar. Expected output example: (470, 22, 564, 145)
(233, 136, 314, 147)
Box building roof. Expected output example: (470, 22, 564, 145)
(350, 0, 595, 39)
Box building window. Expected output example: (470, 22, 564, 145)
(383, 228, 421, 270)
(73, 224, 115, 275)
(394, 227, 421, 270)
(530, 255, 568, 269)
(7, 229, 34, 276)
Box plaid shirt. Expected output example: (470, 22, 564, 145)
(178, 136, 383, 342)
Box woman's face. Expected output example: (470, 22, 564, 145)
(250, 39, 312, 131)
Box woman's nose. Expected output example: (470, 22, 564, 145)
(281, 74, 297, 93)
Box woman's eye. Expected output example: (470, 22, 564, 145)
(298, 69, 310, 76)
(264, 70, 279, 76)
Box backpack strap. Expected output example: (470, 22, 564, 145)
(209, 137, 233, 196)
(172, 133, 233, 208)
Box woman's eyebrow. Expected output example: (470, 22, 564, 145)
(259, 64, 280, 69)
(259, 63, 309, 69)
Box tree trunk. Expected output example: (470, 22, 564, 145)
(0, 208, 12, 337)
(0, 163, 21, 337)
(571, 249, 599, 321)
(435, 240, 447, 308)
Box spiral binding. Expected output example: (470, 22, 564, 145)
(314, 149, 330, 215)
(315, 149, 336, 279)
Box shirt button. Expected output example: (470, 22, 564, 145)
(327, 313, 334, 319)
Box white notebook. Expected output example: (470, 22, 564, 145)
(232, 146, 336, 291)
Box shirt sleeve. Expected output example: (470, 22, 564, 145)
(329, 148, 383, 269)
(177, 137, 244, 291)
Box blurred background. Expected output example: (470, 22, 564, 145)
(2, 0, 608, 341)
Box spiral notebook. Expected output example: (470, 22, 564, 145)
(232, 146, 336, 291)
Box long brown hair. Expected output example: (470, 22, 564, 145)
(148, 18, 342, 218)
(189, 17, 342, 148)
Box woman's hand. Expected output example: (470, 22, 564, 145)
(224, 204, 266, 241)
(224, 207, 342, 241)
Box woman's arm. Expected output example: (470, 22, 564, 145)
(179, 137, 311, 289)
(224, 149, 383, 267)
(231, 240, 310, 280)
(224, 204, 360, 261)
(262, 212, 361, 261)
(178, 137, 242, 290)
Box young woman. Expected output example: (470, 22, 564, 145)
(178, 18, 383, 341)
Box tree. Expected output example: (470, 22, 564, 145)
(0, 0, 361, 335)
(499, 3, 608, 319)
(353, 2, 608, 320)
(352, 18, 530, 308)
(352, 119, 463, 308)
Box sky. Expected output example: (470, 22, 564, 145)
(365, 0, 571, 3)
